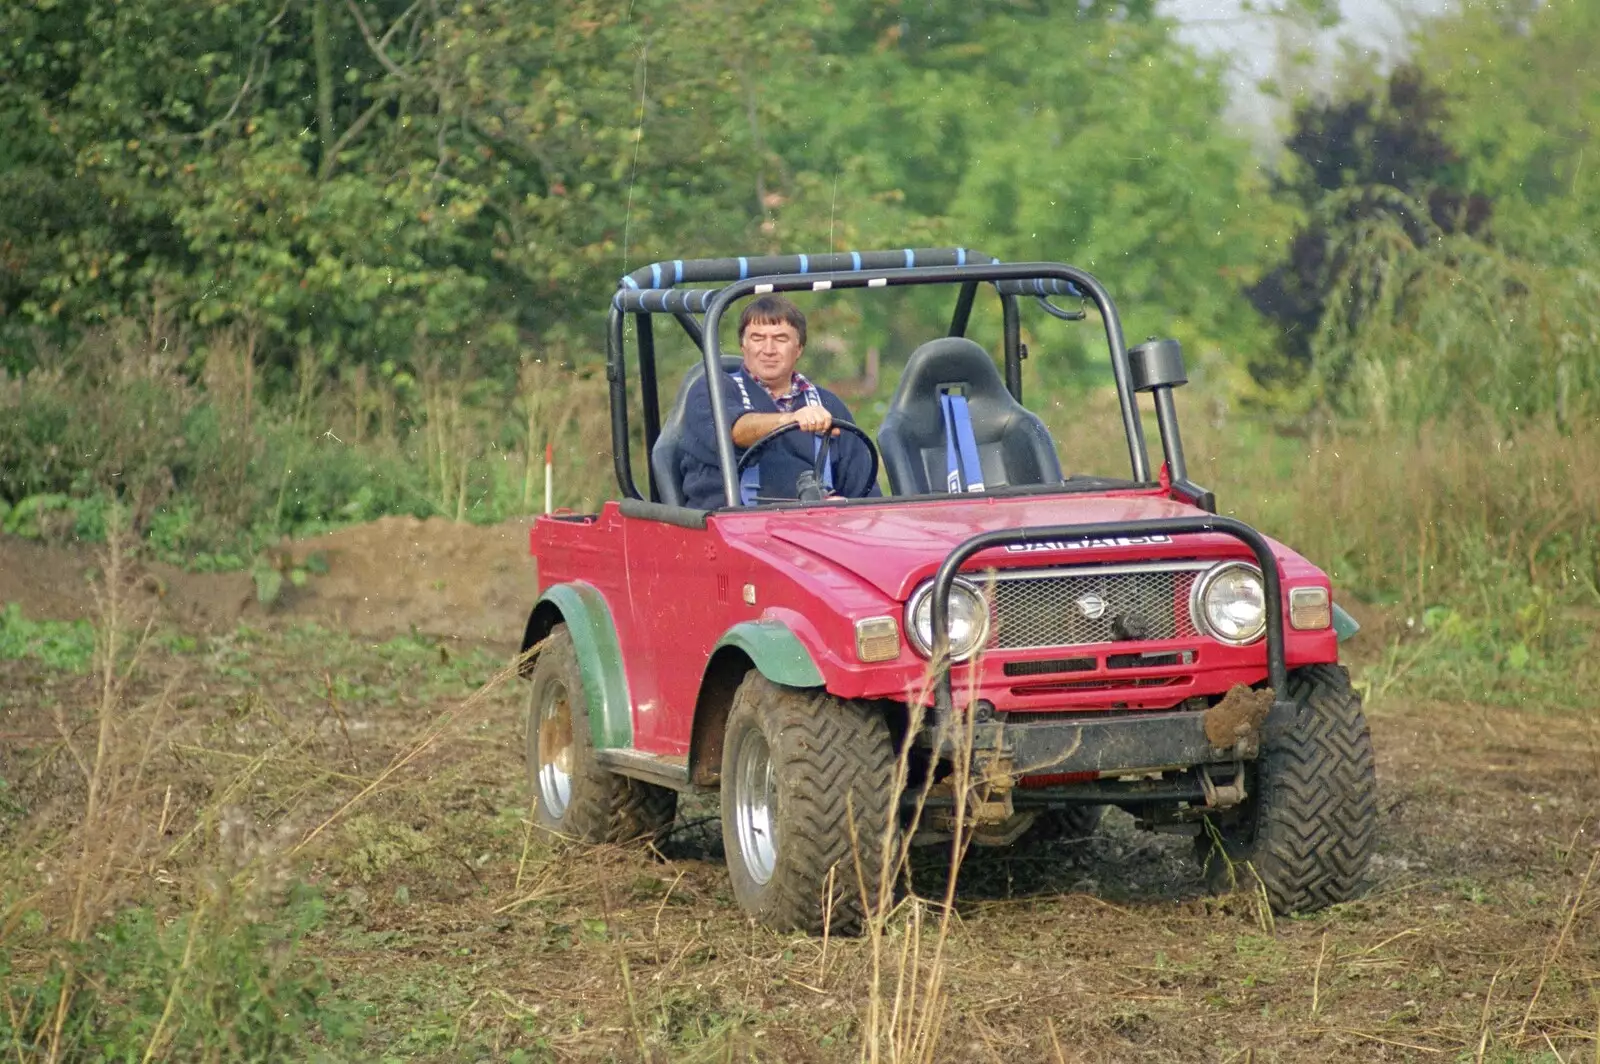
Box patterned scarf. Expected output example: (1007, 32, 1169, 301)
(763, 371, 817, 413)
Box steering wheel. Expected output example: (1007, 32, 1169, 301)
(735, 419, 880, 504)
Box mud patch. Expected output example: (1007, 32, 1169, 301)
(0, 515, 539, 643)
(1202, 683, 1274, 747)
(267, 515, 538, 643)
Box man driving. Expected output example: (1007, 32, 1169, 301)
(677, 294, 880, 509)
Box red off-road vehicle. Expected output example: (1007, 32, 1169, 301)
(519, 249, 1376, 933)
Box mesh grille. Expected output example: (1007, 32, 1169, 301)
(988, 568, 1199, 650)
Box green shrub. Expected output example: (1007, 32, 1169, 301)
(0, 885, 357, 1062)
(1308, 207, 1600, 430)
(0, 603, 95, 672)
(261, 427, 435, 537)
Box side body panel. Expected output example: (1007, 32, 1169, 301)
(533, 506, 840, 756)
(619, 516, 729, 754)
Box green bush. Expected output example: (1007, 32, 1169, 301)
(1311, 213, 1600, 430)
(0, 885, 357, 1062)
(0, 603, 95, 672)
(0, 341, 454, 565)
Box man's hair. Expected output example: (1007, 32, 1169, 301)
(738, 294, 806, 347)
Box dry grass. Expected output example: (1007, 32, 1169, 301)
(4, 573, 1595, 1061)
(1047, 391, 1600, 608)
(4, 518, 165, 1058)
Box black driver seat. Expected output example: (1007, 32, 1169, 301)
(877, 337, 1064, 495)
(651, 355, 744, 506)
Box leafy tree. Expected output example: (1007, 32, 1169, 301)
(762, 0, 1291, 384)
(1409, 0, 1600, 263)
(1, 0, 1282, 392)
(0, 0, 791, 372)
(1246, 64, 1492, 390)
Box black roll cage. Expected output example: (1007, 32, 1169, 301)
(605, 248, 1204, 509)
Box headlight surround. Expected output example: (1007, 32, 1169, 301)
(905, 577, 991, 662)
(1191, 561, 1268, 646)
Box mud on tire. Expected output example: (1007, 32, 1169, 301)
(526, 625, 676, 843)
(1196, 664, 1377, 914)
(720, 672, 896, 935)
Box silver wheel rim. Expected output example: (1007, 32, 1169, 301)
(733, 728, 778, 885)
(532, 678, 574, 820)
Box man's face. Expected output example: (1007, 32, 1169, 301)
(740, 318, 803, 391)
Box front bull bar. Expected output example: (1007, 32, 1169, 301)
(929, 516, 1290, 726)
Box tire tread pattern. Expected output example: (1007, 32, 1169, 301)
(1203, 664, 1378, 914)
(722, 674, 896, 935)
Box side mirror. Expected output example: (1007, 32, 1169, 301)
(1129, 338, 1188, 393)
(1127, 338, 1214, 513)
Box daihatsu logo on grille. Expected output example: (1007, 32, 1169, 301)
(1076, 593, 1108, 620)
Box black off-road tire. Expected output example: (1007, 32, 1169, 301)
(1025, 805, 1105, 844)
(526, 625, 676, 843)
(1196, 664, 1377, 914)
(720, 673, 896, 935)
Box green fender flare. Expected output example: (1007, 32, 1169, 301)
(533, 583, 632, 749)
(714, 620, 825, 689)
(1332, 603, 1361, 643)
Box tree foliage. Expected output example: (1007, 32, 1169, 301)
(1248, 0, 1599, 426)
(1411, 0, 1600, 263)
(1246, 65, 1491, 386)
(0, 0, 1282, 378)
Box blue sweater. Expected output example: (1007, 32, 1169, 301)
(677, 368, 880, 510)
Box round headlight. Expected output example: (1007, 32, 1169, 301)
(1193, 562, 1267, 646)
(906, 578, 991, 662)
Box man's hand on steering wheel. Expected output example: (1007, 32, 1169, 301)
(789, 405, 834, 435)
(735, 418, 880, 504)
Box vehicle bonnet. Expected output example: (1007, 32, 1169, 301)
(723, 492, 1321, 602)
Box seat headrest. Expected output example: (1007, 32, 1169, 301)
(652, 353, 746, 505)
(672, 354, 747, 396)
(890, 338, 1008, 408)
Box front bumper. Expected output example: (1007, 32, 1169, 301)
(924, 685, 1268, 779)
(912, 694, 1266, 833)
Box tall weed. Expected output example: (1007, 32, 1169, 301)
(1047, 388, 1598, 706)
(1312, 196, 1600, 429)
(0, 518, 356, 1061)
(0, 326, 619, 564)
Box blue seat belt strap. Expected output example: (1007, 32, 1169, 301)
(739, 460, 761, 505)
(731, 373, 834, 502)
(940, 390, 985, 492)
(730, 371, 761, 505)
(941, 392, 962, 491)
(950, 394, 985, 491)
(805, 389, 835, 494)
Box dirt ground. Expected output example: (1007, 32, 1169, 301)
(2, 525, 1597, 1063)
(0, 516, 539, 642)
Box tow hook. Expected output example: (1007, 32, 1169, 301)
(972, 751, 1016, 825)
(1199, 762, 1247, 808)
(920, 750, 1017, 832)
